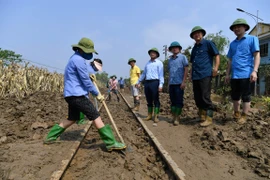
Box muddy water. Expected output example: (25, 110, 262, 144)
(63, 97, 175, 180)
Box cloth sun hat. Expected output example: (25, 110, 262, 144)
(128, 58, 136, 65)
(148, 48, 160, 58)
(72, 37, 98, 54)
(93, 61, 102, 71)
(230, 18, 250, 31)
(169, 41, 182, 51)
(190, 26, 206, 39)
(110, 75, 117, 79)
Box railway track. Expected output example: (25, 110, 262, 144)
(50, 92, 186, 180)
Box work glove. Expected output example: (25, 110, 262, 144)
(90, 74, 96, 82)
(96, 93, 105, 102)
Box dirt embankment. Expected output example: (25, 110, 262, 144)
(157, 88, 270, 179)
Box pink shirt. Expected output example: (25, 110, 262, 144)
(109, 79, 118, 90)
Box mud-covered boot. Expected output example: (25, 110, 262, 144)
(174, 108, 182, 126)
(132, 100, 140, 111)
(233, 111, 241, 120)
(238, 112, 247, 124)
(170, 106, 176, 123)
(98, 124, 126, 151)
(200, 110, 213, 127)
(133, 104, 140, 111)
(144, 107, 153, 121)
(77, 112, 86, 125)
(200, 109, 207, 122)
(153, 107, 160, 123)
(44, 124, 65, 144)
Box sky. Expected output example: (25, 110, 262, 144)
(0, 0, 269, 79)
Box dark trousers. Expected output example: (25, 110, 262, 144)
(169, 84, 184, 108)
(193, 76, 212, 110)
(144, 80, 160, 108)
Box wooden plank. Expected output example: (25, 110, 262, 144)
(120, 92, 186, 180)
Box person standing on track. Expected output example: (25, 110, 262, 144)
(136, 48, 164, 123)
(190, 26, 220, 127)
(168, 41, 189, 126)
(44, 37, 126, 151)
(128, 58, 141, 111)
(108, 75, 120, 102)
(225, 18, 260, 124)
(118, 77, 125, 93)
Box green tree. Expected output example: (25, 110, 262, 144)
(204, 31, 230, 95)
(96, 71, 109, 86)
(0, 48, 23, 66)
(204, 31, 230, 72)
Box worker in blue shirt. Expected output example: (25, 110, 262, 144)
(226, 19, 260, 124)
(190, 26, 220, 127)
(118, 77, 125, 93)
(136, 48, 164, 123)
(168, 41, 189, 126)
(44, 38, 126, 152)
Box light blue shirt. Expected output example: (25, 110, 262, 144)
(64, 52, 99, 97)
(168, 54, 189, 85)
(137, 59, 164, 88)
(119, 79, 125, 85)
(227, 34, 259, 79)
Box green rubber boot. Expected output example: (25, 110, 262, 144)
(77, 112, 86, 125)
(154, 107, 160, 123)
(174, 108, 182, 126)
(171, 106, 176, 123)
(144, 107, 153, 121)
(98, 124, 126, 151)
(44, 124, 65, 144)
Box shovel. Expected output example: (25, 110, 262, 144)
(92, 81, 125, 144)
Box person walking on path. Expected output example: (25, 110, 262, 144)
(118, 77, 125, 93)
(128, 58, 141, 111)
(108, 75, 120, 102)
(168, 41, 189, 126)
(136, 48, 164, 123)
(225, 18, 260, 124)
(190, 26, 220, 127)
(44, 38, 126, 151)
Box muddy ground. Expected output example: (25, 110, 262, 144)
(123, 83, 270, 179)
(0, 85, 269, 180)
(0, 91, 89, 180)
(63, 95, 174, 180)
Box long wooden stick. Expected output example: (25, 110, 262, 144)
(93, 81, 125, 144)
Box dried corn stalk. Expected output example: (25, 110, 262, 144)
(0, 60, 64, 98)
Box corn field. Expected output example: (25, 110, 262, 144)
(0, 60, 64, 98)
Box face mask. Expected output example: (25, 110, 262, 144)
(82, 52, 93, 60)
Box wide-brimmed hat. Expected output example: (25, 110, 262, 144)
(190, 26, 206, 39)
(169, 41, 182, 51)
(230, 18, 250, 31)
(110, 75, 117, 79)
(148, 48, 160, 58)
(72, 37, 98, 54)
(128, 58, 136, 65)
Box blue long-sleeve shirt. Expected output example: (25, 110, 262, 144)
(137, 59, 164, 88)
(64, 52, 99, 97)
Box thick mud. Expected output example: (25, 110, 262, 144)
(0, 92, 86, 180)
(63, 95, 174, 180)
